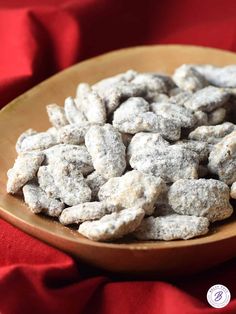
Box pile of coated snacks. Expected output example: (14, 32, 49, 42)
(7, 64, 236, 242)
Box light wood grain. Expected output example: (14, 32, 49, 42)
(1, 45, 236, 276)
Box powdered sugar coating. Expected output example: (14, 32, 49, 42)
(44, 144, 94, 175)
(95, 80, 144, 114)
(131, 73, 168, 101)
(78, 207, 145, 241)
(38, 165, 60, 198)
(184, 86, 229, 112)
(75, 83, 106, 124)
(128, 134, 199, 182)
(18, 130, 59, 152)
(57, 124, 89, 145)
(134, 214, 209, 240)
(194, 64, 236, 88)
(175, 140, 210, 162)
(52, 162, 91, 206)
(113, 110, 181, 140)
(92, 70, 137, 95)
(150, 101, 196, 128)
(168, 179, 233, 222)
(16, 129, 38, 153)
(113, 97, 150, 121)
(23, 183, 64, 216)
(46, 104, 69, 128)
(64, 97, 88, 125)
(173, 64, 208, 92)
(59, 201, 115, 225)
(127, 132, 169, 161)
(85, 171, 107, 200)
(169, 91, 192, 106)
(189, 122, 236, 144)
(7, 152, 44, 194)
(208, 130, 236, 184)
(85, 124, 126, 179)
(98, 170, 166, 215)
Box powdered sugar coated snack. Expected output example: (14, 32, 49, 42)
(168, 179, 233, 222)
(133, 214, 209, 240)
(78, 207, 145, 241)
(6, 65, 236, 242)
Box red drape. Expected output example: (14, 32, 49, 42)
(1, 1, 236, 313)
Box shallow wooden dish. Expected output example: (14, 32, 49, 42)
(1, 45, 236, 276)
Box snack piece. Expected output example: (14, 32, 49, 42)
(173, 64, 208, 92)
(44, 144, 94, 175)
(168, 179, 233, 222)
(85, 124, 126, 179)
(46, 104, 69, 128)
(112, 97, 150, 133)
(57, 124, 89, 145)
(92, 70, 137, 95)
(127, 132, 169, 158)
(184, 86, 229, 112)
(16, 129, 38, 153)
(150, 102, 196, 128)
(113, 110, 181, 140)
(98, 170, 166, 215)
(78, 207, 145, 241)
(59, 201, 115, 225)
(75, 83, 106, 124)
(169, 90, 192, 106)
(18, 130, 59, 152)
(154, 74, 176, 91)
(95, 81, 145, 114)
(128, 134, 199, 182)
(113, 96, 150, 119)
(193, 111, 209, 126)
(194, 64, 236, 88)
(131, 73, 168, 100)
(208, 131, 236, 184)
(189, 122, 236, 144)
(52, 162, 91, 206)
(37, 165, 60, 198)
(134, 214, 209, 240)
(7, 152, 44, 194)
(85, 171, 107, 200)
(208, 107, 226, 125)
(175, 140, 210, 162)
(230, 182, 236, 199)
(149, 93, 169, 103)
(64, 97, 87, 125)
(23, 183, 64, 216)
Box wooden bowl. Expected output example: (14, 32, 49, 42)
(1, 45, 236, 277)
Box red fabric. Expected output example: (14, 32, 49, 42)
(1, 0, 236, 313)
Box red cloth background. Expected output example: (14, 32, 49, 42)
(1, 0, 236, 313)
